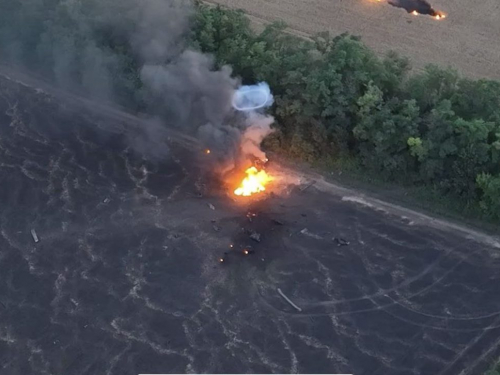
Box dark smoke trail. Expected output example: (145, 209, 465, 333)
(388, 0, 442, 17)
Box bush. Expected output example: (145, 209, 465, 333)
(476, 173, 500, 220)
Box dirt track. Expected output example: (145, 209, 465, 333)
(205, 0, 500, 81)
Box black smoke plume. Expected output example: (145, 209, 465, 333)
(0, 0, 268, 169)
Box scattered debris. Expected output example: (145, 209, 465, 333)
(333, 237, 350, 246)
(299, 181, 315, 192)
(301, 213, 307, 217)
(277, 288, 302, 312)
(300, 228, 322, 240)
(212, 225, 221, 232)
(246, 212, 257, 222)
(272, 219, 284, 226)
(103, 198, 110, 204)
(249, 231, 261, 242)
(207, 203, 215, 210)
(30, 229, 39, 243)
(219, 257, 225, 264)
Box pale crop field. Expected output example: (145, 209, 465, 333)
(205, 0, 500, 80)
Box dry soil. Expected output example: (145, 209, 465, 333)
(205, 0, 500, 80)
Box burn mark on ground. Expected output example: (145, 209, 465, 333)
(388, 0, 446, 19)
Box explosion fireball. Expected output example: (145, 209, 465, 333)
(234, 166, 273, 197)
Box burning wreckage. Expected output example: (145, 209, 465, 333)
(198, 82, 347, 267)
(205, 82, 277, 263)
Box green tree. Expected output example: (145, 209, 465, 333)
(406, 65, 459, 113)
(354, 83, 420, 178)
(476, 173, 500, 220)
(451, 79, 500, 123)
(415, 100, 495, 199)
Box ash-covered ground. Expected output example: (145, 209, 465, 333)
(1, 73, 500, 375)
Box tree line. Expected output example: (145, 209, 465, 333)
(192, 5, 500, 222)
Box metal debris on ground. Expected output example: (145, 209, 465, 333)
(207, 203, 215, 210)
(300, 228, 323, 240)
(213, 225, 221, 232)
(249, 231, 261, 242)
(103, 198, 110, 204)
(272, 219, 284, 226)
(277, 288, 302, 312)
(31, 229, 39, 243)
(333, 237, 350, 246)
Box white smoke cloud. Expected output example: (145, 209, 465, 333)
(240, 112, 275, 161)
(232, 82, 275, 163)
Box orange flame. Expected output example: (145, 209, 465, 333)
(234, 167, 272, 197)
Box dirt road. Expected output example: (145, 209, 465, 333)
(205, 0, 500, 81)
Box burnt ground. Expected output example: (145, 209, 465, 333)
(1, 72, 500, 375)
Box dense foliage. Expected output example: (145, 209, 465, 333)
(1, 1, 499, 222)
(192, 5, 500, 222)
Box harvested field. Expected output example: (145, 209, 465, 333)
(205, 0, 500, 80)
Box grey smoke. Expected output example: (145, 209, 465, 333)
(240, 112, 275, 161)
(130, 0, 193, 63)
(139, 51, 237, 130)
(0, 0, 273, 170)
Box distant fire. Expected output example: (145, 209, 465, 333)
(234, 166, 273, 197)
(385, 0, 446, 19)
